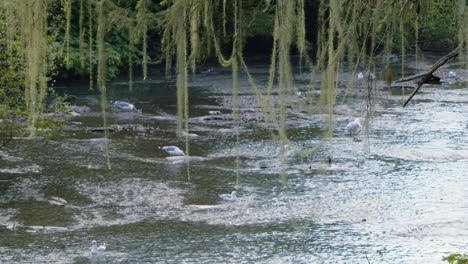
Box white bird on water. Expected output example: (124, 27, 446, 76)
(357, 71, 375, 81)
(160, 146, 185, 156)
(448, 71, 457, 78)
(357, 72, 364, 80)
(346, 118, 362, 135)
(219, 191, 237, 202)
(112, 101, 137, 112)
(91, 240, 107, 255)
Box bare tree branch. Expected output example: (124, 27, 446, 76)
(396, 42, 463, 107)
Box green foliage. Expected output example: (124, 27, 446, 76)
(0, 11, 26, 144)
(0, 15, 25, 110)
(48, 100, 73, 114)
(444, 253, 468, 264)
(418, 1, 459, 50)
(64, 36, 127, 80)
(0, 105, 26, 148)
(242, 7, 274, 38)
(36, 115, 65, 136)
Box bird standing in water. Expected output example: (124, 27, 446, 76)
(346, 118, 362, 135)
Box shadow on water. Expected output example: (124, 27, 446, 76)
(0, 56, 467, 263)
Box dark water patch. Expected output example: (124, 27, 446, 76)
(2, 201, 74, 227)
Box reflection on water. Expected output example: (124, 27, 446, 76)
(0, 57, 467, 263)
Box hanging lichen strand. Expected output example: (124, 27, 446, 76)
(275, 0, 296, 185)
(162, 0, 190, 137)
(456, 0, 468, 61)
(27, 0, 48, 138)
(96, 0, 111, 170)
(188, 2, 200, 73)
(324, 0, 337, 137)
(63, 0, 72, 68)
(136, 0, 149, 80)
(88, 0, 94, 90)
(232, 0, 242, 186)
(128, 23, 134, 91)
(296, 0, 306, 67)
(79, 0, 85, 69)
(1, 0, 49, 137)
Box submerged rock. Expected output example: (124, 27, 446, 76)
(202, 115, 224, 121)
(89, 127, 116, 133)
(185, 204, 223, 210)
(71, 105, 91, 114)
(26, 226, 69, 233)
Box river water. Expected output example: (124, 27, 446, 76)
(0, 56, 467, 263)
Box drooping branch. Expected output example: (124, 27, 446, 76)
(397, 42, 463, 107)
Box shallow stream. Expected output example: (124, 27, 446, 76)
(0, 55, 467, 263)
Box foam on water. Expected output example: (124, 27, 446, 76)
(0, 151, 23, 162)
(0, 165, 41, 174)
(73, 178, 187, 229)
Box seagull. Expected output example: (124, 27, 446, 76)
(160, 146, 185, 156)
(91, 240, 107, 255)
(208, 110, 222, 116)
(112, 101, 138, 112)
(219, 191, 237, 202)
(180, 131, 199, 138)
(296, 91, 306, 98)
(448, 71, 457, 78)
(357, 72, 364, 80)
(346, 118, 362, 135)
(357, 71, 375, 81)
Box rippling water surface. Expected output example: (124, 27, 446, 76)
(0, 56, 467, 263)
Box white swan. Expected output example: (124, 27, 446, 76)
(160, 146, 185, 156)
(219, 191, 237, 202)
